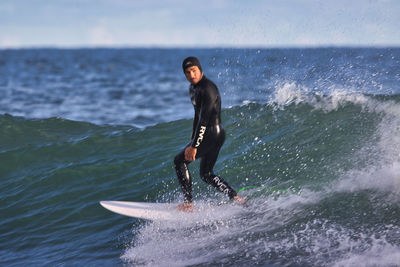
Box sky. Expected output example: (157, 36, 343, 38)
(0, 0, 399, 48)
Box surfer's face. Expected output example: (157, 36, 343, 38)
(184, 66, 203, 85)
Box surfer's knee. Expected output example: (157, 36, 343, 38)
(200, 171, 213, 184)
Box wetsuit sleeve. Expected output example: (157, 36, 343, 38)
(191, 85, 217, 148)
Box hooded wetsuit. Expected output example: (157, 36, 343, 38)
(174, 75, 237, 203)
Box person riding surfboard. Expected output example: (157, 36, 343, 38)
(174, 57, 247, 212)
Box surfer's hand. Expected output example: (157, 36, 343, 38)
(185, 146, 197, 162)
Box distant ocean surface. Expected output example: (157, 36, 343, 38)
(1, 47, 400, 266)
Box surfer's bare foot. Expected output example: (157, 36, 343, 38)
(233, 195, 247, 205)
(178, 202, 194, 213)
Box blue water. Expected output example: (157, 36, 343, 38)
(1, 47, 400, 266)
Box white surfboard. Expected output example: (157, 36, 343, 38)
(100, 200, 181, 220)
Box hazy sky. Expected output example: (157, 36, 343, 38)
(1, 0, 399, 48)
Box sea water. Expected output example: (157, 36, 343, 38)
(1, 47, 400, 266)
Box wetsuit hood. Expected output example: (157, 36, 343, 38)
(182, 56, 203, 73)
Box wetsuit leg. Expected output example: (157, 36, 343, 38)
(199, 144, 237, 200)
(174, 148, 193, 203)
(174, 126, 237, 202)
(199, 127, 237, 199)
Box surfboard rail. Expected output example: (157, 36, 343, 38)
(100, 200, 178, 220)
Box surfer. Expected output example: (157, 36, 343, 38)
(174, 56, 247, 212)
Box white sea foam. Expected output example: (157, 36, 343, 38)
(333, 237, 400, 267)
(269, 81, 380, 113)
(122, 187, 400, 266)
(121, 201, 247, 266)
(335, 163, 400, 196)
(121, 190, 323, 266)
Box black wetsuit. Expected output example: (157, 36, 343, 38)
(174, 75, 237, 203)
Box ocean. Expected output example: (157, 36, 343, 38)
(1, 47, 400, 266)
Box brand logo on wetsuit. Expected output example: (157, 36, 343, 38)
(213, 176, 229, 194)
(195, 126, 206, 147)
